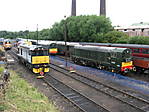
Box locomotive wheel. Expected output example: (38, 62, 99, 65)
(135, 67, 143, 74)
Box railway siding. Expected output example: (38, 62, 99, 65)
(49, 63, 149, 112)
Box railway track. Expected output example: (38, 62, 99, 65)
(8, 49, 110, 112)
(8, 48, 149, 112)
(8, 48, 111, 112)
(50, 63, 149, 112)
(43, 74, 110, 112)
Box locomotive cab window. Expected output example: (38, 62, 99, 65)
(32, 47, 48, 56)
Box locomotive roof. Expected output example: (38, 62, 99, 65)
(74, 45, 128, 52)
(56, 41, 80, 46)
(80, 42, 111, 46)
(111, 44, 149, 48)
(19, 44, 43, 50)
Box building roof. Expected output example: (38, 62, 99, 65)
(115, 22, 149, 30)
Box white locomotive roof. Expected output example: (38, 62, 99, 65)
(38, 40, 50, 45)
(56, 41, 80, 46)
(74, 45, 128, 52)
(19, 44, 43, 50)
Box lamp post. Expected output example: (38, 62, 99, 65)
(36, 24, 38, 45)
(26, 27, 28, 42)
(64, 16, 67, 67)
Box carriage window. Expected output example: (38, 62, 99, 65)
(142, 49, 149, 54)
(133, 49, 140, 53)
(132, 29, 135, 31)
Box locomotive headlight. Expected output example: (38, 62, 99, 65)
(117, 65, 120, 67)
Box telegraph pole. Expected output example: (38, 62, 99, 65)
(64, 16, 68, 67)
(71, 0, 76, 16)
(36, 24, 38, 45)
(100, 0, 106, 16)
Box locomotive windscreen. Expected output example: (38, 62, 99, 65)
(122, 49, 132, 62)
(32, 47, 48, 56)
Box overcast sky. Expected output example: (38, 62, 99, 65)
(0, 0, 148, 31)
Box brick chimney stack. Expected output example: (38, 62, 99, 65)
(100, 0, 106, 16)
(71, 0, 76, 16)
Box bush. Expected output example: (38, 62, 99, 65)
(128, 36, 149, 45)
(104, 31, 128, 43)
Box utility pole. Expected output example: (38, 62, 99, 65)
(100, 0, 106, 16)
(71, 0, 76, 16)
(36, 24, 38, 45)
(64, 16, 67, 67)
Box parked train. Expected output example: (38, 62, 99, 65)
(17, 44, 50, 78)
(3, 40, 12, 50)
(71, 45, 134, 73)
(35, 41, 134, 73)
(80, 43, 149, 73)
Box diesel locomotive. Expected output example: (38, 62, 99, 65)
(80, 42, 149, 73)
(71, 45, 134, 73)
(3, 40, 12, 50)
(17, 44, 50, 78)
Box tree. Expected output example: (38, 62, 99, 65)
(104, 31, 129, 43)
(128, 36, 149, 44)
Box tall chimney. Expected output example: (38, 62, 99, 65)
(71, 0, 76, 16)
(100, 0, 106, 16)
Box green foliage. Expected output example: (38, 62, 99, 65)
(0, 15, 113, 42)
(1, 15, 149, 45)
(128, 36, 149, 44)
(116, 37, 129, 43)
(66, 15, 113, 42)
(40, 15, 113, 42)
(0, 67, 4, 73)
(5, 71, 59, 112)
(0, 104, 7, 111)
(104, 31, 129, 43)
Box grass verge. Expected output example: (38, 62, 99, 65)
(0, 68, 59, 112)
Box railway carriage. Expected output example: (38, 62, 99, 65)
(71, 45, 134, 73)
(17, 44, 50, 78)
(111, 44, 149, 73)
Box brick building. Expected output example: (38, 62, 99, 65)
(115, 22, 149, 37)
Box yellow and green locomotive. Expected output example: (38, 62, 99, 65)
(71, 45, 134, 74)
(17, 44, 50, 78)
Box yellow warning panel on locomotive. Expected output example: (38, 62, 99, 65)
(32, 56, 49, 64)
(122, 61, 133, 67)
